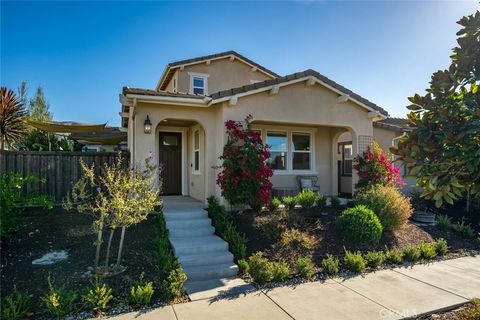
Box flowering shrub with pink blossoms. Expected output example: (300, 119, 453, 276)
(216, 115, 273, 210)
(353, 142, 404, 190)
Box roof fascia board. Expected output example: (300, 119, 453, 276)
(125, 94, 210, 107)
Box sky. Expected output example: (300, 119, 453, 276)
(1, 1, 478, 127)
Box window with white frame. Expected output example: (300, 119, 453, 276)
(189, 73, 208, 95)
(266, 131, 287, 170)
(193, 130, 200, 173)
(342, 144, 353, 176)
(292, 133, 311, 170)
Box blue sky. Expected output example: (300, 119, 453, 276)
(1, 1, 478, 126)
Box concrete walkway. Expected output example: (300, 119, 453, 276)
(112, 255, 480, 320)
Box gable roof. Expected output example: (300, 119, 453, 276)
(373, 117, 411, 132)
(157, 50, 280, 90)
(209, 69, 389, 116)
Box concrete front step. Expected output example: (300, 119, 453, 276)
(169, 225, 215, 237)
(178, 251, 234, 268)
(183, 263, 239, 281)
(170, 235, 229, 255)
(166, 218, 212, 229)
(164, 211, 208, 221)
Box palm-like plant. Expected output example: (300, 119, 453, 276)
(0, 87, 27, 150)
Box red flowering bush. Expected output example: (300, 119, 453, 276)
(353, 142, 404, 190)
(216, 115, 273, 209)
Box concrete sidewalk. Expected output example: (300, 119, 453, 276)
(111, 255, 480, 320)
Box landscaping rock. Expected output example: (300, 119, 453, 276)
(32, 250, 68, 265)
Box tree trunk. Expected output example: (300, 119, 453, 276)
(116, 226, 126, 267)
(94, 217, 104, 273)
(104, 228, 115, 272)
(466, 189, 471, 213)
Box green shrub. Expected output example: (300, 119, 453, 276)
(330, 196, 342, 209)
(41, 275, 77, 318)
(321, 255, 339, 276)
(285, 210, 305, 228)
(224, 222, 248, 260)
(343, 249, 366, 273)
(363, 251, 385, 268)
(418, 241, 437, 260)
(248, 253, 273, 285)
(280, 228, 317, 251)
(260, 216, 284, 241)
(356, 185, 413, 232)
(385, 248, 403, 264)
(282, 196, 296, 211)
(434, 238, 448, 256)
(436, 214, 452, 231)
(402, 246, 421, 262)
(346, 199, 359, 208)
(0, 172, 54, 236)
(315, 193, 327, 209)
(237, 259, 250, 275)
(129, 275, 155, 307)
(271, 260, 291, 282)
(295, 190, 317, 209)
(269, 197, 281, 212)
(457, 220, 475, 238)
(84, 281, 113, 313)
(1, 286, 30, 320)
(296, 257, 315, 280)
(336, 205, 383, 244)
(163, 268, 187, 300)
(154, 212, 178, 273)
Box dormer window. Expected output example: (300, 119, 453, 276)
(188, 72, 209, 95)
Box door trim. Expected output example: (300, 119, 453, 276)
(158, 128, 188, 196)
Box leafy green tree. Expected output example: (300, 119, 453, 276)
(392, 11, 480, 212)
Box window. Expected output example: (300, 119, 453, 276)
(342, 144, 353, 176)
(292, 133, 311, 170)
(193, 130, 200, 173)
(267, 131, 287, 170)
(188, 72, 209, 95)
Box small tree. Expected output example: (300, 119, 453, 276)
(353, 142, 404, 190)
(216, 115, 273, 210)
(392, 11, 480, 211)
(64, 153, 161, 274)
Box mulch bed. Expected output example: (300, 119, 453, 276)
(0, 207, 165, 318)
(417, 300, 480, 320)
(233, 206, 478, 267)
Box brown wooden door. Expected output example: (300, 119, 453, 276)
(159, 132, 182, 195)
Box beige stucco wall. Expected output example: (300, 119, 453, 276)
(373, 127, 398, 153)
(173, 58, 272, 94)
(128, 81, 377, 202)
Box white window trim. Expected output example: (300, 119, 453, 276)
(291, 131, 313, 171)
(266, 130, 288, 171)
(188, 72, 209, 95)
(252, 126, 317, 175)
(193, 129, 200, 175)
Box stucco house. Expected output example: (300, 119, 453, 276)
(119, 50, 407, 203)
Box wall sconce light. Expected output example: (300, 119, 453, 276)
(144, 115, 152, 134)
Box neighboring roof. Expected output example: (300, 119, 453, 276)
(70, 127, 127, 144)
(157, 50, 280, 90)
(122, 87, 205, 99)
(26, 119, 107, 133)
(209, 69, 389, 116)
(373, 117, 411, 132)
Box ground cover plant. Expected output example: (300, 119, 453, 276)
(232, 193, 477, 285)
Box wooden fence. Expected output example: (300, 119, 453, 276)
(0, 150, 129, 202)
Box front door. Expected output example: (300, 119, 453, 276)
(159, 132, 182, 195)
